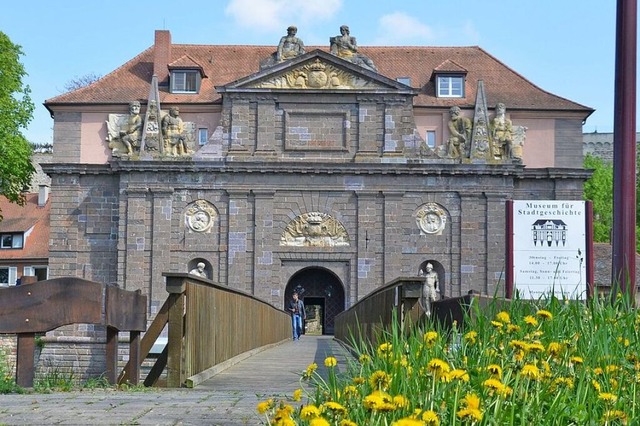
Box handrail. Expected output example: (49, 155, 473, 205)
(128, 273, 292, 388)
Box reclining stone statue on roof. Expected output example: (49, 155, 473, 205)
(329, 25, 377, 72)
(260, 25, 306, 69)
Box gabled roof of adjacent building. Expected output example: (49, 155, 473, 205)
(0, 193, 50, 260)
(45, 33, 593, 118)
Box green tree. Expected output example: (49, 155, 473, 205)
(583, 154, 613, 243)
(0, 31, 35, 219)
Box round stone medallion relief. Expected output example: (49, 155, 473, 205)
(415, 203, 447, 235)
(185, 200, 217, 233)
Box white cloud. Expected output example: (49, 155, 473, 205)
(374, 12, 435, 44)
(225, 0, 342, 32)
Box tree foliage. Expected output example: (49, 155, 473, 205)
(63, 73, 101, 92)
(0, 31, 35, 218)
(583, 154, 613, 243)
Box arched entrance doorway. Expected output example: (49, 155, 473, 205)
(284, 267, 345, 335)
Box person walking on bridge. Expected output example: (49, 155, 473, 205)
(288, 291, 306, 340)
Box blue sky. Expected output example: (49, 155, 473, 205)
(0, 0, 628, 144)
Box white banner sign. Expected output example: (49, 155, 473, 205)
(512, 200, 587, 299)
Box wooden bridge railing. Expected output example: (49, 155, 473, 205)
(0, 278, 147, 388)
(120, 273, 291, 388)
(334, 277, 506, 349)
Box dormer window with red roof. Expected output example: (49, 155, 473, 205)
(171, 70, 200, 93)
(433, 59, 468, 99)
(437, 75, 465, 98)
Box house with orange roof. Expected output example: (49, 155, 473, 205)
(0, 187, 50, 286)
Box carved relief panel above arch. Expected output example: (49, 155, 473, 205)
(184, 199, 218, 233)
(280, 212, 350, 247)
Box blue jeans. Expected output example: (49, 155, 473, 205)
(292, 314, 303, 339)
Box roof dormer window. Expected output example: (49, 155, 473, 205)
(171, 70, 200, 93)
(1, 233, 23, 249)
(437, 75, 465, 98)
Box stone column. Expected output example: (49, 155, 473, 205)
(48, 174, 81, 279)
(253, 191, 275, 299)
(383, 192, 405, 283)
(226, 190, 252, 292)
(459, 194, 487, 295)
(150, 188, 173, 306)
(123, 188, 150, 295)
(355, 100, 381, 161)
(355, 191, 381, 303)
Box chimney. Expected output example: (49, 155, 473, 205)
(38, 184, 49, 207)
(153, 30, 172, 88)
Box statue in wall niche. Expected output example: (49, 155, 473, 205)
(446, 106, 472, 159)
(189, 262, 208, 278)
(280, 212, 350, 247)
(162, 107, 187, 156)
(491, 103, 514, 159)
(419, 263, 439, 316)
(106, 101, 143, 156)
(330, 25, 377, 72)
(260, 25, 305, 69)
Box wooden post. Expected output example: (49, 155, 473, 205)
(16, 333, 36, 388)
(126, 331, 141, 385)
(166, 292, 185, 387)
(105, 326, 118, 384)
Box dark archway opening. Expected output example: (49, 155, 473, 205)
(285, 267, 344, 335)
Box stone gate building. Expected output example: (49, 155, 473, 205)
(43, 29, 592, 333)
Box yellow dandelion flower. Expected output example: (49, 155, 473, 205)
(592, 380, 602, 391)
(598, 392, 618, 404)
(377, 342, 393, 356)
(364, 390, 395, 411)
(509, 339, 528, 351)
(256, 399, 274, 414)
(570, 356, 584, 365)
(487, 364, 503, 378)
(605, 364, 620, 374)
(593, 367, 603, 375)
(507, 324, 521, 333)
(427, 358, 451, 375)
(391, 418, 425, 426)
(552, 377, 574, 390)
(602, 410, 627, 423)
(483, 378, 504, 391)
(359, 354, 371, 364)
(491, 320, 504, 329)
(343, 385, 358, 398)
(369, 370, 392, 390)
(521, 364, 540, 380)
(524, 315, 538, 326)
(421, 410, 441, 426)
(457, 393, 483, 422)
(300, 405, 322, 420)
(393, 395, 409, 408)
(292, 388, 302, 402)
(464, 330, 478, 344)
(353, 376, 365, 385)
(547, 342, 562, 357)
(536, 309, 553, 320)
(322, 401, 347, 415)
(340, 420, 358, 426)
(304, 363, 318, 379)
(496, 311, 511, 323)
(324, 356, 337, 367)
(424, 331, 439, 345)
(609, 378, 619, 389)
(526, 342, 545, 353)
(449, 368, 470, 382)
(513, 350, 525, 362)
(309, 417, 331, 426)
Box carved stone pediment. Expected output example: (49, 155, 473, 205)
(219, 50, 416, 93)
(281, 212, 350, 247)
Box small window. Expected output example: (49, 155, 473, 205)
(426, 130, 436, 148)
(198, 128, 208, 145)
(1, 233, 23, 249)
(396, 77, 411, 86)
(0, 267, 17, 286)
(171, 70, 199, 93)
(437, 75, 464, 98)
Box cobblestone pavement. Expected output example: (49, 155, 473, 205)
(0, 336, 352, 425)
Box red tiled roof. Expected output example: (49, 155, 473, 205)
(45, 42, 592, 116)
(0, 193, 50, 260)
